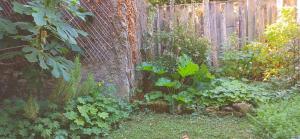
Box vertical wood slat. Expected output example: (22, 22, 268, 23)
(247, 0, 256, 41)
(239, 0, 247, 48)
(210, 2, 219, 67)
(225, 1, 235, 49)
(297, 0, 300, 23)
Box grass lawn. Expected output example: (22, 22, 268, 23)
(107, 113, 258, 139)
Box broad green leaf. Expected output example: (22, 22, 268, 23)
(15, 22, 37, 34)
(137, 62, 166, 74)
(38, 53, 48, 69)
(97, 112, 109, 119)
(155, 78, 181, 89)
(23, 47, 38, 62)
(32, 10, 47, 26)
(145, 91, 164, 102)
(194, 64, 215, 82)
(74, 118, 85, 126)
(12, 2, 32, 15)
(64, 111, 77, 120)
(0, 18, 17, 35)
(177, 54, 199, 78)
(47, 58, 60, 78)
(69, 44, 82, 52)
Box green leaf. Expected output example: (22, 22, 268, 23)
(64, 111, 77, 120)
(32, 10, 47, 26)
(15, 22, 37, 34)
(12, 2, 32, 15)
(137, 62, 166, 75)
(155, 78, 181, 89)
(0, 18, 17, 35)
(177, 54, 199, 78)
(23, 47, 39, 62)
(55, 23, 78, 44)
(74, 118, 85, 126)
(98, 112, 109, 119)
(145, 91, 164, 102)
(38, 53, 48, 69)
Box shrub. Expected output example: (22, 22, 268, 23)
(139, 54, 269, 111)
(220, 7, 300, 81)
(0, 85, 130, 138)
(249, 95, 300, 139)
(0, 99, 64, 139)
(198, 78, 269, 107)
(64, 93, 129, 137)
(0, 0, 92, 80)
(154, 25, 210, 66)
(138, 54, 202, 112)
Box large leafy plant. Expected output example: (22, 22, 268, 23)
(0, 0, 92, 80)
(138, 54, 212, 111)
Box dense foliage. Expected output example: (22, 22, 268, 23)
(0, 58, 129, 138)
(138, 54, 267, 112)
(0, 0, 92, 80)
(249, 95, 300, 139)
(220, 8, 300, 82)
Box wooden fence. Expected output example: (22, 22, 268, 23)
(150, 0, 300, 66)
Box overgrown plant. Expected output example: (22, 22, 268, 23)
(49, 57, 82, 103)
(139, 54, 212, 112)
(64, 92, 130, 137)
(154, 25, 210, 66)
(0, 69, 130, 138)
(249, 95, 300, 139)
(0, 0, 92, 80)
(220, 7, 300, 81)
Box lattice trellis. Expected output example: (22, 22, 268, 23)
(0, 0, 117, 64)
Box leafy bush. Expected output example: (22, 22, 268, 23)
(0, 58, 130, 138)
(199, 78, 268, 107)
(139, 53, 268, 111)
(155, 26, 210, 66)
(64, 93, 129, 137)
(49, 57, 82, 103)
(249, 95, 300, 139)
(139, 54, 201, 110)
(0, 85, 130, 138)
(0, 0, 92, 80)
(220, 7, 300, 81)
(0, 99, 64, 139)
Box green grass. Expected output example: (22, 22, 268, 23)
(107, 113, 258, 139)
